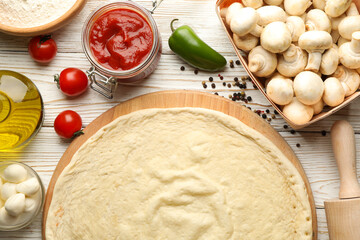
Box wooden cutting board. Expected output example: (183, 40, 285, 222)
(42, 90, 317, 239)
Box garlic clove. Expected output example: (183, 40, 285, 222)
(1, 183, 17, 201)
(16, 178, 40, 196)
(24, 196, 39, 213)
(4, 193, 26, 217)
(0, 207, 18, 225)
(3, 164, 27, 183)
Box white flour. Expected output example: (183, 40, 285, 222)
(0, 0, 77, 28)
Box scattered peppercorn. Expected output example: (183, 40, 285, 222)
(296, 143, 301, 148)
(194, 69, 199, 74)
(262, 114, 267, 119)
(232, 97, 236, 101)
(220, 76, 224, 80)
(321, 130, 326, 136)
(229, 60, 234, 68)
(214, 92, 219, 95)
(247, 107, 251, 110)
(211, 83, 216, 89)
(267, 118, 272, 122)
(290, 130, 296, 134)
(271, 114, 276, 119)
(234, 77, 239, 82)
(241, 76, 247, 81)
(247, 96, 252, 101)
(239, 83, 244, 89)
(223, 82, 226, 86)
(266, 109, 270, 113)
(240, 91, 245, 96)
(229, 94, 232, 99)
(253, 84, 257, 89)
(232, 82, 236, 86)
(227, 83, 231, 88)
(202, 81, 206, 85)
(235, 60, 240, 65)
(274, 110, 279, 115)
(209, 77, 213, 82)
(244, 99, 248, 103)
(203, 84, 207, 89)
(283, 125, 288, 129)
(180, 66, 185, 71)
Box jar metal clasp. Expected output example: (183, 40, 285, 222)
(86, 67, 118, 99)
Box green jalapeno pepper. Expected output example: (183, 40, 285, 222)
(168, 19, 227, 72)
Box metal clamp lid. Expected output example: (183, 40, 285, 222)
(87, 67, 118, 99)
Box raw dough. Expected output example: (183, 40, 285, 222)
(46, 108, 312, 240)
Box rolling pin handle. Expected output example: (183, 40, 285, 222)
(331, 120, 360, 199)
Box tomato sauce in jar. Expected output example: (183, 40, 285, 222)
(89, 8, 154, 71)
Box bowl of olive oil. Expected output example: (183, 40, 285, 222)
(0, 70, 44, 150)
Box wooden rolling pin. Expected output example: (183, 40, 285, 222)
(325, 120, 360, 240)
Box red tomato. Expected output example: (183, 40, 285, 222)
(28, 35, 57, 63)
(55, 68, 88, 97)
(54, 110, 83, 139)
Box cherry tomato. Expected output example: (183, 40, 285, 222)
(54, 110, 83, 139)
(28, 35, 57, 63)
(54, 68, 88, 97)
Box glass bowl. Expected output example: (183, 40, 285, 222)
(0, 161, 45, 231)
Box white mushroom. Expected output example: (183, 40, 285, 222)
(311, 99, 325, 114)
(286, 16, 306, 42)
(313, 0, 325, 10)
(260, 21, 292, 53)
(294, 71, 325, 105)
(284, 0, 312, 16)
(298, 31, 333, 71)
(230, 7, 263, 37)
(346, 3, 359, 16)
(323, 77, 346, 106)
(305, 9, 331, 33)
(266, 74, 294, 105)
(225, 2, 243, 26)
(257, 6, 287, 26)
(283, 97, 314, 125)
(264, 0, 283, 5)
(330, 14, 346, 31)
(331, 30, 341, 43)
(331, 65, 360, 96)
(320, 44, 339, 75)
(242, 0, 263, 9)
(338, 16, 360, 40)
(277, 44, 307, 77)
(325, 0, 352, 18)
(248, 46, 277, 77)
(339, 31, 360, 69)
(233, 34, 259, 52)
(338, 37, 350, 47)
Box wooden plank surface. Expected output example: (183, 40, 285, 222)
(0, 0, 359, 239)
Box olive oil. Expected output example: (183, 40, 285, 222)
(0, 70, 43, 150)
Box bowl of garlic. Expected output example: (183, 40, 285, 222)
(216, 0, 360, 129)
(0, 162, 44, 231)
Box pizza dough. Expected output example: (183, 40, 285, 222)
(46, 108, 312, 240)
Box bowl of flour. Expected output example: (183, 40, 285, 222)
(0, 0, 86, 36)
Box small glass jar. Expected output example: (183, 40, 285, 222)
(82, 1, 162, 99)
(0, 161, 45, 231)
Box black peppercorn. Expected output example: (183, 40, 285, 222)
(290, 130, 296, 134)
(235, 60, 240, 65)
(283, 125, 288, 129)
(211, 83, 216, 89)
(194, 69, 199, 74)
(180, 66, 185, 71)
(296, 143, 301, 148)
(247, 96, 252, 101)
(262, 114, 267, 119)
(321, 130, 326, 136)
(209, 77, 213, 82)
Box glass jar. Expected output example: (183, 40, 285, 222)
(82, 1, 162, 99)
(0, 70, 44, 150)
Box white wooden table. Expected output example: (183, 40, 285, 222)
(0, 0, 359, 239)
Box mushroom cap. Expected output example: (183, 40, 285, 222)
(322, 77, 345, 106)
(284, 0, 312, 16)
(242, 0, 263, 9)
(294, 71, 325, 105)
(277, 44, 308, 77)
(332, 65, 360, 96)
(225, 2, 243, 26)
(260, 21, 292, 53)
(248, 46, 277, 77)
(283, 97, 314, 125)
(298, 31, 332, 50)
(233, 33, 259, 52)
(305, 9, 331, 33)
(230, 7, 259, 37)
(320, 44, 340, 75)
(313, 0, 326, 10)
(325, 0, 352, 18)
(266, 75, 294, 105)
(286, 16, 306, 42)
(338, 16, 360, 40)
(339, 31, 360, 69)
(311, 99, 324, 115)
(264, 0, 283, 5)
(257, 6, 287, 26)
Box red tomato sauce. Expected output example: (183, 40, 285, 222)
(89, 9, 153, 71)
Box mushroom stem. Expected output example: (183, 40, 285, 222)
(283, 45, 298, 62)
(350, 32, 360, 53)
(306, 52, 323, 71)
(346, 3, 359, 16)
(249, 58, 264, 72)
(250, 25, 263, 37)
